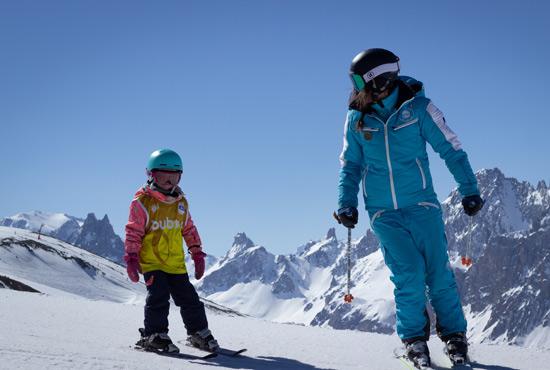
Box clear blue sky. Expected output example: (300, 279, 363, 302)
(1, 0, 549, 256)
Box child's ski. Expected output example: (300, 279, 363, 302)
(134, 345, 218, 360)
(183, 342, 247, 357)
(215, 347, 247, 357)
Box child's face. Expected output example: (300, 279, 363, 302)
(152, 170, 182, 191)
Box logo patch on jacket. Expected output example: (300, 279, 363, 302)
(399, 109, 413, 121)
(178, 203, 186, 215)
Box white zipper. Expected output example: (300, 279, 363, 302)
(416, 158, 426, 189)
(384, 124, 398, 209)
(393, 118, 418, 131)
(362, 166, 369, 198)
(366, 97, 416, 210)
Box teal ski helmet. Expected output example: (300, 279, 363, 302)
(147, 149, 183, 172)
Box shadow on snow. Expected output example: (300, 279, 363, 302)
(187, 354, 336, 370)
(469, 362, 519, 370)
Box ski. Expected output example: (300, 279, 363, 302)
(134, 345, 218, 360)
(215, 347, 247, 357)
(182, 342, 247, 357)
(393, 347, 434, 370)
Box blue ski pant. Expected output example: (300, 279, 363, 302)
(143, 270, 208, 336)
(369, 204, 467, 341)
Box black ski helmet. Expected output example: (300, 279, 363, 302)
(349, 48, 400, 94)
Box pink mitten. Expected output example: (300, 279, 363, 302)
(124, 253, 141, 283)
(189, 247, 206, 280)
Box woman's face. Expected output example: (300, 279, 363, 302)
(355, 88, 391, 109)
(356, 89, 374, 107)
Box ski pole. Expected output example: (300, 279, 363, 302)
(332, 211, 354, 303)
(461, 215, 474, 267)
(344, 227, 354, 303)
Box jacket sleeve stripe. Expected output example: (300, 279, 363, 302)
(339, 118, 351, 166)
(426, 102, 462, 151)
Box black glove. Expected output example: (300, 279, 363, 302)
(462, 195, 484, 216)
(335, 207, 358, 228)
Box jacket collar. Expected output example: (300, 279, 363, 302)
(349, 78, 421, 115)
(135, 184, 184, 203)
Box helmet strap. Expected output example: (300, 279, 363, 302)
(149, 181, 180, 196)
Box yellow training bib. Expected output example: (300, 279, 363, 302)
(137, 194, 189, 274)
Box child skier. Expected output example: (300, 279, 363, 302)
(335, 49, 483, 368)
(124, 148, 219, 353)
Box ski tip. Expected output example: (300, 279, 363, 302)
(215, 348, 247, 357)
(203, 352, 219, 359)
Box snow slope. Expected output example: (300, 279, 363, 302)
(1, 289, 549, 370)
(1, 227, 549, 369)
(0, 226, 143, 302)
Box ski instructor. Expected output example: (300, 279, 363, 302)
(335, 48, 483, 368)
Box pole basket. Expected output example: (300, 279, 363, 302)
(461, 256, 473, 267)
(344, 294, 354, 303)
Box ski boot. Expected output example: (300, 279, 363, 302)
(137, 328, 179, 353)
(442, 332, 468, 365)
(404, 339, 431, 369)
(187, 328, 220, 352)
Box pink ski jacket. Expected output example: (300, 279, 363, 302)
(124, 186, 201, 274)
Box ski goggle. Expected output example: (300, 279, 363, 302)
(350, 73, 367, 91)
(350, 72, 399, 93)
(350, 62, 400, 92)
(151, 170, 182, 184)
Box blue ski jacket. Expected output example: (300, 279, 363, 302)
(338, 76, 479, 211)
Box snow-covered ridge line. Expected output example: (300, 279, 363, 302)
(0, 211, 124, 264)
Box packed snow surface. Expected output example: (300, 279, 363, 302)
(1, 290, 549, 370)
(1, 223, 549, 369)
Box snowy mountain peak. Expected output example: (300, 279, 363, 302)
(226, 232, 255, 258)
(537, 180, 548, 190)
(325, 227, 337, 240)
(76, 213, 123, 264)
(476, 167, 505, 181)
(0, 211, 83, 236)
(298, 233, 341, 268)
(81, 212, 113, 232)
(354, 229, 380, 259)
(443, 167, 548, 256)
(84, 212, 98, 223)
(79, 213, 115, 233)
